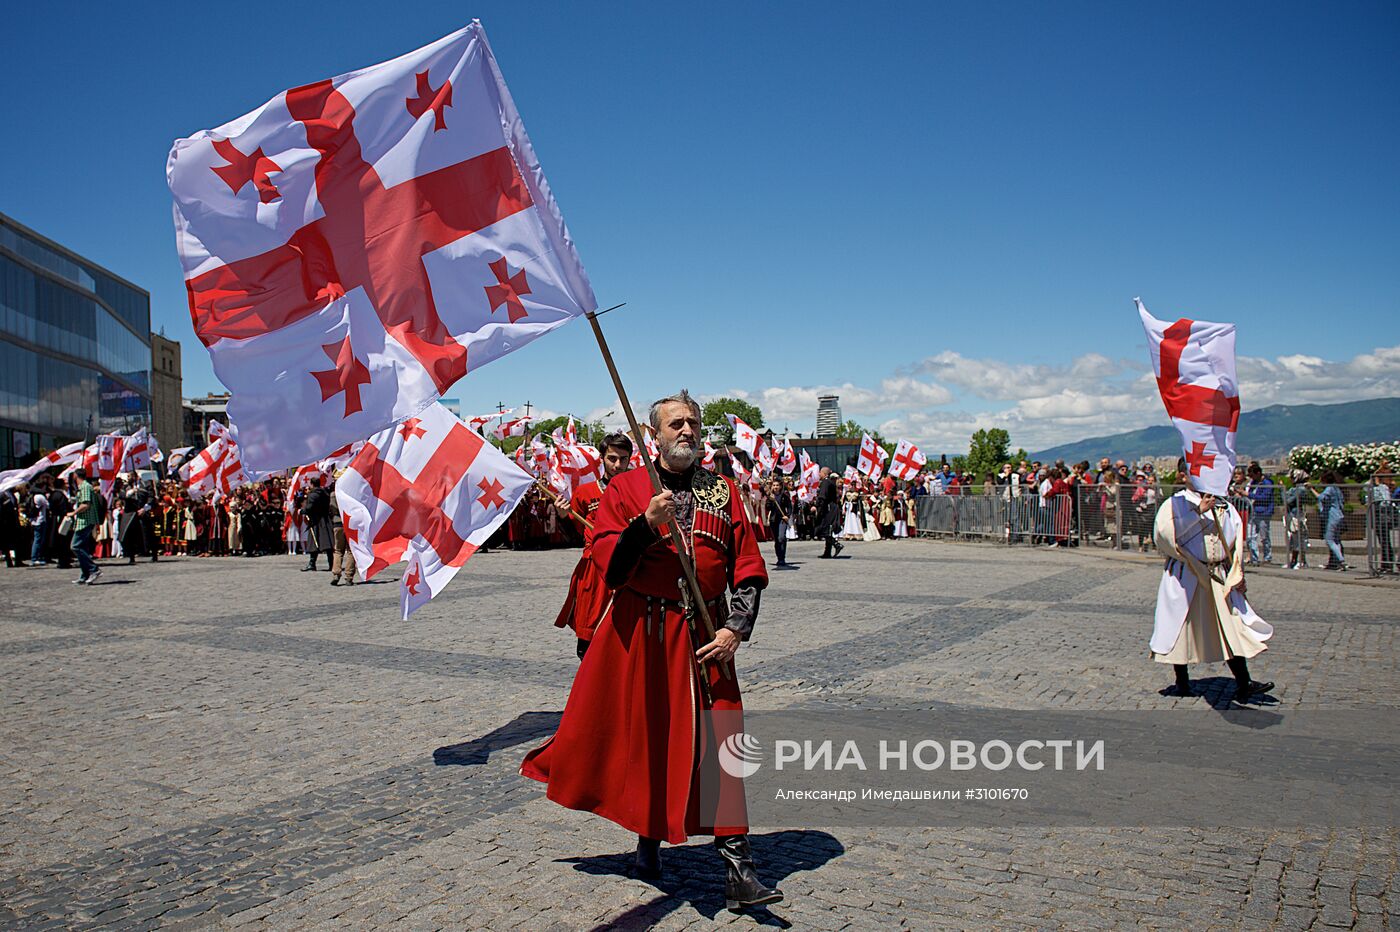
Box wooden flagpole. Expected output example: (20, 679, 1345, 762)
(585, 307, 729, 675)
(535, 479, 592, 531)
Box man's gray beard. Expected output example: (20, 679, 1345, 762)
(659, 438, 697, 471)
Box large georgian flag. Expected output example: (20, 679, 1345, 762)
(1137, 298, 1241, 496)
(888, 439, 927, 481)
(335, 402, 532, 618)
(167, 22, 596, 475)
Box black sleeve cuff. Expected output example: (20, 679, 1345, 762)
(606, 514, 661, 588)
(724, 584, 762, 642)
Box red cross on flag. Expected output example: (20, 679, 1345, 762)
(400, 550, 433, 620)
(700, 441, 717, 472)
(726, 414, 773, 469)
(492, 415, 532, 440)
(335, 402, 532, 615)
(121, 428, 152, 472)
(856, 433, 881, 478)
(167, 22, 596, 475)
(95, 433, 125, 496)
(889, 439, 927, 481)
(774, 437, 797, 475)
(0, 441, 85, 492)
(1137, 298, 1240, 496)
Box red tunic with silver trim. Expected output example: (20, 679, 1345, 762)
(552, 480, 608, 641)
(521, 466, 768, 843)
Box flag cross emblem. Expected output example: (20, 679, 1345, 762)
(1184, 441, 1216, 476)
(185, 79, 536, 393)
(353, 423, 485, 575)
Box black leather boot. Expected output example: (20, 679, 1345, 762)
(714, 835, 782, 911)
(634, 836, 661, 880)
(1172, 664, 1193, 697)
(1227, 657, 1274, 704)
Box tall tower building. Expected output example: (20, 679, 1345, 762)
(815, 394, 841, 438)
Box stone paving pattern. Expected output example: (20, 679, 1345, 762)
(0, 538, 1395, 930)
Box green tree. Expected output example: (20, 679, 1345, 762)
(964, 428, 1011, 480)
(702, 397, 764, 444)
(834, 420, 888, 446)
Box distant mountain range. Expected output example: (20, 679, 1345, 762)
(1030, 397, 1400, 464)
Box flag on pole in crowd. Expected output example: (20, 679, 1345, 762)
(122, 428, 152, 472)
(466, 413, 498, 433)
(492, 415, 532, 440)
(798, 460, 821, 502)
(0, 441, 85, 492)
(856, 433, 882, 478)
(167, 21, 597, 475)
(96, 433, 124, 496)
(888, 439, 927, 480)
(843, 464, 858, 483)
(700, 441, 717, 472)
(1137, 298, 1241, 496)
(774, 437, 797, 475)
(335, 402, 533, 618)
(725, 414, 775, 474)
(181, 423, 245, 499)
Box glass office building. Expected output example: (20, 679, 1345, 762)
(0, 212, 152, 469)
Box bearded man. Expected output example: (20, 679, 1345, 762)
(553, 432, 634, 660)
(522, 390, 782, 911)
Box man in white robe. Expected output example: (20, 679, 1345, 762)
(1151, 486, 1275, 702)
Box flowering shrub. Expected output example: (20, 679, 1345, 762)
(1287, 442, 1399, 479)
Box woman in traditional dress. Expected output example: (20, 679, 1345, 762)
(1150, 485, 1275, 703)
(840, 487, 863, 539)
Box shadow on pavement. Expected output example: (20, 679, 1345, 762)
(563, 829, 844, 927)
(433, 711, 561, 766)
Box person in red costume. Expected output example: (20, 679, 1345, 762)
(552, 432, 634, 660)
(522, 389, 782, 912)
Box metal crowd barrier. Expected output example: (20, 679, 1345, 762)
(914, 486, 1072, 545)
(913, 479, 1396, 576)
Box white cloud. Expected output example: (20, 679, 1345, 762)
(905, 351, 1131, 401)
(715, 377, 952, 425)
(723, 343, 1400, 454)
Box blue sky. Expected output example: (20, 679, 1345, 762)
(3, 1, 1397, 453)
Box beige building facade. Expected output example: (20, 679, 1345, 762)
(150, 332, 183, 451)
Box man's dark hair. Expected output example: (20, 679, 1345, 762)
(602, 432, 633, 456)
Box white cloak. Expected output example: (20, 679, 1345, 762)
(1150, 489, 1273, 659)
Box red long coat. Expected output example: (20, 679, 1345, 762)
(521, 467, 768, 843)
(552, 481, 608, 641)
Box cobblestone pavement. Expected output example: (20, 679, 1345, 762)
(0, 539, 1396, 930)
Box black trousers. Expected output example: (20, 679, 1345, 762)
(771, 522, 787, 564)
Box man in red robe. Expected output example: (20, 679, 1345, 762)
(522, 390, 782, 911)
(553, 432, 634, 659)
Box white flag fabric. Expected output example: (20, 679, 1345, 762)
(0, 441, 85, 492)
(856, 433, 881, 478)
(774, 437, 797, 474)
(889, 439, 927, 481)
(492, 415, 532, 440)
(96, 434, 124, 496)
(336, 402, 532, 612)
(168, 22, 596, 475)
(122, 428, 152, 472)
(399, 550, 434, 620)
(726, 414, 774, 471)
(1137, 298, 1241, 496)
